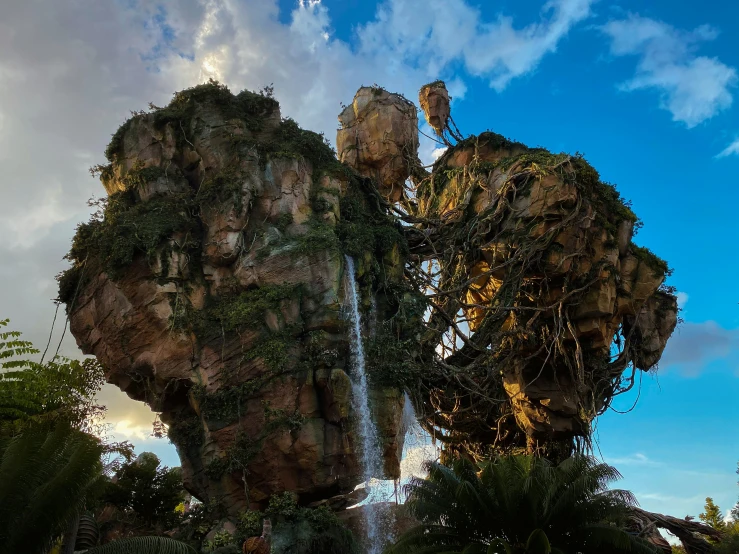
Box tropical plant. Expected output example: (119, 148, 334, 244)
(0, 423, 104, 553)
(237, 492, 358, 554)
(0, 318, 106, 436)
(387, 454, 660, 554)
(103, 452, 185, 529)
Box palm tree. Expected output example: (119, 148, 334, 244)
(0, 423, 106, 553)
(387, 454, 659, 554)
(0, 424, 195, 554)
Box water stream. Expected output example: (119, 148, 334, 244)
(344, 255, 383, 554)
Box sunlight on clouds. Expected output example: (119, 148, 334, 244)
(112, 419, 152, 441)
(602, 16, 737, 127)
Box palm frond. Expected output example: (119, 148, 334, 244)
(0, 424, 104, 554)
(76, 536, 197, 554)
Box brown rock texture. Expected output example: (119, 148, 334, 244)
(407, 130, 678, 458)
(60, 79, 678, 529)
(61, 82, 412, 515)
(336, 86, 419, 202)
(418, 81, 450, 136)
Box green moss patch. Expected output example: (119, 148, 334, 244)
(57, 191, 201, 304)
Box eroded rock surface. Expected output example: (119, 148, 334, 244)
(62, 83, 412, 514)
(418, 81, 450, 136)
(61, 79, 679, 526)
(336, 86, 419, 202)
(334, 83, 678, 460)
(409, 130, 678, 456)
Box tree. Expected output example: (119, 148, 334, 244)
(388, 454, 659, 554)
(104, 452, 186, 529)
(0, 318, 106, 436)
(699, 497, 726, 531)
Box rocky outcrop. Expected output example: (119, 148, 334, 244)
(61, 79, 678, 523)
(61, 83, 411, 515)
(334, 83, 677, 459)
(418, 81, 450, 137)
(409, 128, 677, 455)
(336, 86, 419, 202)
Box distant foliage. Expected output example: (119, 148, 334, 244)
(103, 452, 186, 529)
(699, 497, 726, 531)
(237, 492, 358, 554)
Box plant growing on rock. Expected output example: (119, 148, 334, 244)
(56, 79, 678, 522)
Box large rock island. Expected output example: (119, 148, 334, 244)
(59, 80, 677, 523)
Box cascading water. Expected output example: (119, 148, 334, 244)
(344, 255, 383, 554)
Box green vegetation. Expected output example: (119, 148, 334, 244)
(103, 452, 185, 529)
(237, 492, 358, 554)
(0, 423, 105, 553)
(203, 403, 304, 478)
(0, 321, 194, 553)
(0, 319, 106, 436)
(203, 284, 301, 334)
(105, 80, 279, 163)
(121, 164, 168, 191)
(388, 454, 659, 554)
(58, 191, 200, 303)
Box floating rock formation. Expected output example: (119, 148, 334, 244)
(418, 81, 450, 137)
(404, 111, 677, 460)
(336, 86, 419, 202)
(61, 82, 416, 515)
(60, 79, 677, 526)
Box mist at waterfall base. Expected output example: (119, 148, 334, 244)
(343, 255, 440, 552)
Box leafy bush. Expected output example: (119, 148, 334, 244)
(103, 452, 185, 529)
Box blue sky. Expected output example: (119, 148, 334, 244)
(1, 0, 738, 527)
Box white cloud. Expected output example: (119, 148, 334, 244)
(602, 15, 737, 127)
(431, 147, 448, 160)
(359, 0, 594, 91)
(716, 138, 739, 158)
(606, 452, 662, 467)
(676, 291, 689, 309)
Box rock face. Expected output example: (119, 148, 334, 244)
(336, 86, 419, 202)
(61, 83, 411, 515)
(418, 81, 450, 136)
(408, 128, 678, 457)
(61, 80, 678, 525)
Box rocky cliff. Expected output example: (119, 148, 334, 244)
(60, 79, 677, 516)
(60, 82, 417, 514)
(335, 84, 677, 461)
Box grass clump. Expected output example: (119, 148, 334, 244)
(337, 175, 406, 261)
(631, 243, 673, 277)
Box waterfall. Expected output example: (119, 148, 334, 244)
(344, 255, 383, 554)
